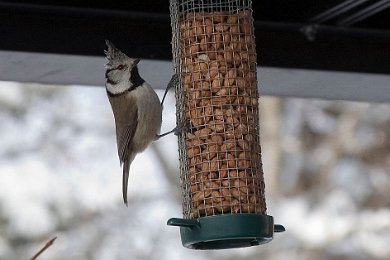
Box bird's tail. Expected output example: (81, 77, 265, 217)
(122, 160, 130, 206)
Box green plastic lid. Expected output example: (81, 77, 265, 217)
(167, 214, 285, 249)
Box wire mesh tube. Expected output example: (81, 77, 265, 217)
(170, 0, 266, 219)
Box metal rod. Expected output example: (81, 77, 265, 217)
(337, 0, 390, 26)
(253, 20, 390, 40)
(309, 0, 369, 23)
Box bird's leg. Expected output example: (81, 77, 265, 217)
(157, 127, 177, 139)
(161, 74, 179, 107)
(158, 74, 186, 140)
(156, 120, 188, 139)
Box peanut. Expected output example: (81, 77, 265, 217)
(215, 200, 230, 213)
(187, 146, 200, 158)
(193, 20, 204, 36)
(205, 18, 213, 34)
(221, 179, 230, 187)
(212, 11, 227, 23)
(197, 204, 214, 216)
(215, 23, 229, 32)
(219, 164, 228, 178)
(194, 128, 211, 139)
(192, 190, 212, 201)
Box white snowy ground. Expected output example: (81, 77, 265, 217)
(0, 82, 389, 260)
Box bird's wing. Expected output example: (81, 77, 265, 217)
(109, 94, 138, 163)
(117, 104, 138, 163)
(118, 119, 137, 162)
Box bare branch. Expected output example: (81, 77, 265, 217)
(31, 236, 57, 260)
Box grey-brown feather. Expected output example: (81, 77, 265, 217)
(108, 93, 138, 163)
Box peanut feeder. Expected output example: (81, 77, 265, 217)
(167, 0, 284, 249)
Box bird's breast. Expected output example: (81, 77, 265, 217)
(131, 83, 162, 150)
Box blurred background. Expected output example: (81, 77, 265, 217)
(0, 81, 388, 260)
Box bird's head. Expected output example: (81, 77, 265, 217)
(104, 40, 141, 95)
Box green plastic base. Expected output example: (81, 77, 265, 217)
(167, 214, 285, 250)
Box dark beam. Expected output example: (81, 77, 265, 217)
(0, 2, 390, 74)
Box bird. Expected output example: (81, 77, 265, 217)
(104, 40, 175, 206)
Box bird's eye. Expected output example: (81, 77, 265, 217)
(117, 64, 125, 70)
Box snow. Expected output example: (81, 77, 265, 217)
(0, 81, 389, 259)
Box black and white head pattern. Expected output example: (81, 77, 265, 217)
(105, 40, 143, 95)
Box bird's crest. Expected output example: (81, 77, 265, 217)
(104, 40, 129, 68)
